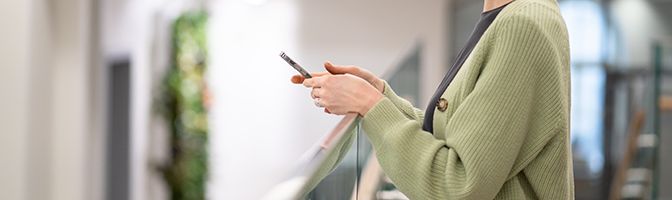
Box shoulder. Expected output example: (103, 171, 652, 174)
(484, 0, 569, 63)
(500, 0, 564, 21)
(491, 0, 568, 42)
(474, 0, 570, 81)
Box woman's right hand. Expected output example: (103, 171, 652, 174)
(290, 61, 385, 93)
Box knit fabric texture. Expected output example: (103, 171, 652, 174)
(361, 0, 574, 199)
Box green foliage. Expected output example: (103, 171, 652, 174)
(156, 11, 209, 200)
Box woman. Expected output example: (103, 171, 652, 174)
(291, 0, 573, 199)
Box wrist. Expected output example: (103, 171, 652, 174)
(359, 91, 383, 116)
(372, 78, 385, 93)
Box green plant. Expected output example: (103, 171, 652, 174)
(156, 11, 209, 200)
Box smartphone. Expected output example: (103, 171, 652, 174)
(280, 51, 312, 78)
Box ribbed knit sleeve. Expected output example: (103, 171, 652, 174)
(361, 11, 566, 199)
(381, 81, 425, 122)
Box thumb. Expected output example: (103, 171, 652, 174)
(324, 61, 357, 75)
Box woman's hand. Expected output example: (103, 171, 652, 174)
(302, 74, 383, 116)
(291, 62, 385, 93)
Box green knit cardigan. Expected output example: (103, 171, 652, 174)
(361, 0, 574, 199)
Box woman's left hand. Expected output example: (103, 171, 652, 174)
(303, 74, 383, 116)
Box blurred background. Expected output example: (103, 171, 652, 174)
(0, 0, 670, 199)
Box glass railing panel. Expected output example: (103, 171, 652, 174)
(305, 122, 360, 200)
(263, 114, 360, 200)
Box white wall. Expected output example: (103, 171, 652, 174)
(99, 0, 176, 199)
(610, 0, 671, 68)
(0, 0, 30, 199)
(207, 0, 449, 199)
(295, 0, 448, 107)
(25, 0, 55, 199)
(99, 0, 150, 198)
(0, 0, 94, 199)
(49, 0, 92, 198)
(207, 2, 303, 199)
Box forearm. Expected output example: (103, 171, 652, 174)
(361, 96, 527, 199)
(378, 81, 425, 122)
(362, 99, 451, 199)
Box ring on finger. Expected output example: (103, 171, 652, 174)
(311, 88, 320, 99)
(314, 98, 324, 108)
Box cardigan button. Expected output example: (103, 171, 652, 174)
(437, 98, 448, 112)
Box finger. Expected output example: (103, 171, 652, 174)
(311, 88, 321, 99)
(314, 98, 324, 108)
(302, 78, 314, 88)
(290, 75, 304, 84)
(311, 71, 331, 77)
(312, 88, 325, 99)
(303, 76, 326, 88)
(291, 72, 330, 84)
(325, 61, 360, 75)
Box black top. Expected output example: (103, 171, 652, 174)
(422, 4, 509, 133)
